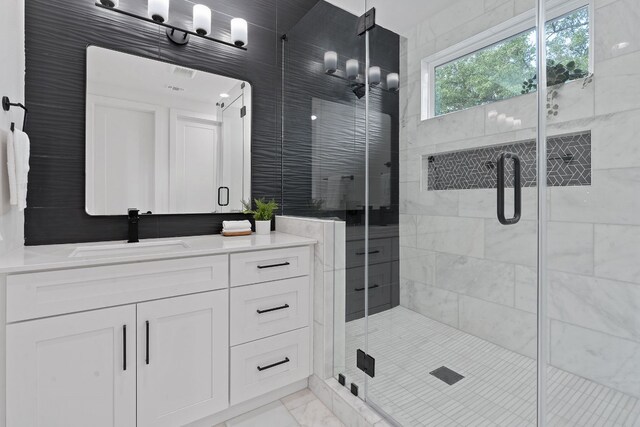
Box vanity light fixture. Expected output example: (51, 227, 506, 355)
(231, 18, 248, 47)
(94, 0, 248, 50)
(321, 52, 398, 94)
(193, 4, 212, 36)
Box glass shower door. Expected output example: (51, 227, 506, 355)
(542, 0, 640, 425)
(363, 1, 541, 425)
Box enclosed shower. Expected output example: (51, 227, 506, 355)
(282, 0, 640, 425)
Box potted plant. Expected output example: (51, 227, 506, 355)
(521, 60, 591, 116)
(242, 198, 278, 235)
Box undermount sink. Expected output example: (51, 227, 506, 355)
(69, 240, 191, 258)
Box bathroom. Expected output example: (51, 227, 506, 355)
(0, 0, 638, 425)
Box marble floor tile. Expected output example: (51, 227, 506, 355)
(289, 399, 345, 427)
(221, 390, 349, 427)
(225, 401, 299, 427)
(281, 389, 319, 411)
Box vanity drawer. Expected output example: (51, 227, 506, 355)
(346, 238, 392, 268)
(230, 276, 310, 346)
(230, 246, 310, 286)
(230, 328, 310, 405)
(6, 255, 229, 322)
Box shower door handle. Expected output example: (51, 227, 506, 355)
(217, 187, 229, 207)
(497, 152, 521, 225)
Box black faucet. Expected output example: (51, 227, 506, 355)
(128, 208, 140, 243)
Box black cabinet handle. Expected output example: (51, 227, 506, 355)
(354, 284, 379, 292)
(217, 186, 230, 207)
(122, 325, 127, 371)
(145, 320, 150, 365)
(497, 152, 522, 225)
(257, 261, 290, 269)
(257, 304, 290, 314)
(356, 250, 380, 256)
(257, 357, 290, 371)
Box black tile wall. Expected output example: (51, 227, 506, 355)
(427, 131, 591, 191)
(281, 2, 401, 320)
(281, 2, 400, 219)
(24, 0, 319, 245)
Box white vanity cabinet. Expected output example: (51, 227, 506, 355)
(6, 289, 229, 427)
(1, 233, 315, 427)
(136, 291, 229, 427)
(7, 306, 138, 427)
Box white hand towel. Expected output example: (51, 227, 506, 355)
(7, 129, 30, 211)
(324, 175, 344, 210)
(7, 130, 18, 206)
(222, 220, 252, 231)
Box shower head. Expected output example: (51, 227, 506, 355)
(352, 83, 366, 99)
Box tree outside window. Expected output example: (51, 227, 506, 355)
(434, 7, 589, 116)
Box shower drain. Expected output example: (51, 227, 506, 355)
(429, 366, 465, 385)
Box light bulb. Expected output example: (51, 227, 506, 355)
(148, 0, 169, 23)
(387, 73, 399, 91)
(193, 4, 212, 36)
(231, 18, 248, 47)
(369, 66, 381, 85)
(100, 0, 119, 7)
(324, 51, 337, 74)
(346, 59, 359, 80)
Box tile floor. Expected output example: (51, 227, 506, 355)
(342, 306, 640, 427)
(215, 389, 345, 427)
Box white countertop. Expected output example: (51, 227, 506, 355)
(0, 232, 316, 274)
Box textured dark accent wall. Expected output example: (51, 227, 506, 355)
(281, 2, 401, 321)
(427, 131, 592, 191)
(282, 2, 400, 219)
(24, 0, 319, 245)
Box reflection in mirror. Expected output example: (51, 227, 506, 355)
(85, 46, 251, 215)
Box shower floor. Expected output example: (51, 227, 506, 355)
(342, 306, 640, 427)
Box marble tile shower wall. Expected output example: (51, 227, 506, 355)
(399, 0, 640, 398)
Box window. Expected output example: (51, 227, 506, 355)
(422, 2, 591, 118)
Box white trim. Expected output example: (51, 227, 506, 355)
(421, 0, 591, 120)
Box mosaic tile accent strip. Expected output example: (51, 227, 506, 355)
(426, 131, 591, 190)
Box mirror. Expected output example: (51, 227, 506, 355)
(85, 46, 251, 215)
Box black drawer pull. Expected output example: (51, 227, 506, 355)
(122, 325, 127, 371)
(257, 261, 290, 269)
(257, 304, 290, 314)
(257, 357, 290, 371)
(355, 284, 379, 292)
(145, 320, 150, 365)
(356, 250, 380, 256)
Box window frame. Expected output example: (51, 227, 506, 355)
(421, 0, 594, 120)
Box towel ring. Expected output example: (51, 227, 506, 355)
(2, 96, 28, 132)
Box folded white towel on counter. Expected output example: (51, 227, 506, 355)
(7, 128, 30, 211)
(222, 220, 252, 231)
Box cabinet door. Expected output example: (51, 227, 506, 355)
(6, 306, 136, 427)
(137, 290, 229, 427)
